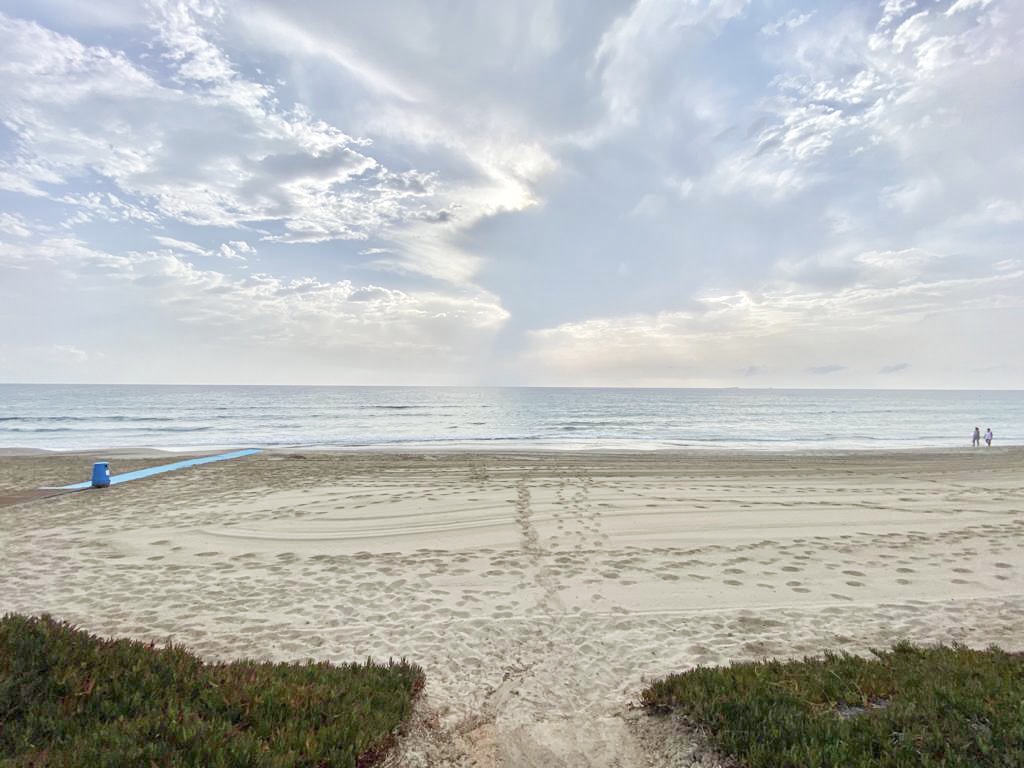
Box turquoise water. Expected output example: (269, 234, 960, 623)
(0, 385, 1020, 451)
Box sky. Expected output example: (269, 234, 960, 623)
(0, 0, 1022, 388)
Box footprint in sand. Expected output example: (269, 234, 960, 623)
(845, 580, 864, 587)
(723, 579, 743, 586)
(842, 570, 865, 577)
(995, 562, 1013, 569)
(896, 578, 912, 585)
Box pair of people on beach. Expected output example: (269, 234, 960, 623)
(972, 427, 993, 447)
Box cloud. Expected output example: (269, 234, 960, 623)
(691, 0, 1022, 211)
(946, 0, 994, 15)
(0, 213, 33, 238)
(0, 343, 97, 369)
(1, 0, 1022, 386)
(153, 236, 210, 256)
(593, 0, 750, 128)
(231, 0, 563, 279)
(49, 344, 92, 363)
(0, 9, 441, 247)
(880, 363, 910, 373)
(523, 257, 1024, 386)
(761, 11, 814, 36)
(0, 235, 510, 382)
(218, 241, 255, 261)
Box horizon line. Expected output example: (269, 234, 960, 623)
(2, 382, 1023, 393)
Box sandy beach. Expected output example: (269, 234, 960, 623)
(1, 448, 1023, 766)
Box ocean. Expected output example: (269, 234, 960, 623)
(0, 385, 1021, 452)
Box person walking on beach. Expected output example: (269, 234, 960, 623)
(973, 426, 981, 447)
(985, 428, 993, 447)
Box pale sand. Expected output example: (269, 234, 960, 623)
(1, 449, 1023, 766)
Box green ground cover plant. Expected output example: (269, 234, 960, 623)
(642, 642, 1024, 767)
(0, 614, 424, 767)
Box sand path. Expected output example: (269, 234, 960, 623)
(2, 449, 1023, 765)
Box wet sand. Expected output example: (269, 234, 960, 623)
(1, 448, 1022, 766)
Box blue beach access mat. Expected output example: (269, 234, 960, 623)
(42, 448, 261, 490)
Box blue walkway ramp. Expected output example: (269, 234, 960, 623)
(46, 449, 261, 490)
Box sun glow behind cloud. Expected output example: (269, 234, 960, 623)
(0, 0, 1021, 386)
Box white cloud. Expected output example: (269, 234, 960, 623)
(976, 199, 1024, 224)
(232, 4, 418, 101)
(0, 0, 1021, 386)
(0, 9, 442, 246)
(880, 177, 943, 213)
(49, 344, 92, 363)
(946, 0, 994, 16)
(58, 193, 160, 226)
(0, 235, 509, 382)
(761, 11, 814, 36)
(217, 241, 254, 261)
(628, 193, 667, 219)
(0, 213, 32, 238)
(230, 0, 561, 281)
(593, 0, 749, 127)
(153, 236, 210, 256)
(526, 263, 1024, 386)
(892, 10, 932, 53)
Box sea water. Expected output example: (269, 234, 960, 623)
(0, 384, 1021, 452)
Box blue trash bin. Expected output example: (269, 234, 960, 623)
(91, 462, 110, 488)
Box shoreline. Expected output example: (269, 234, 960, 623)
(2, 449, 1023, 765)
(2, 443, 1021, 458)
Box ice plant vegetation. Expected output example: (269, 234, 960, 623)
(643, 642, 1024, 767)
(0, 614, 423, 767)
